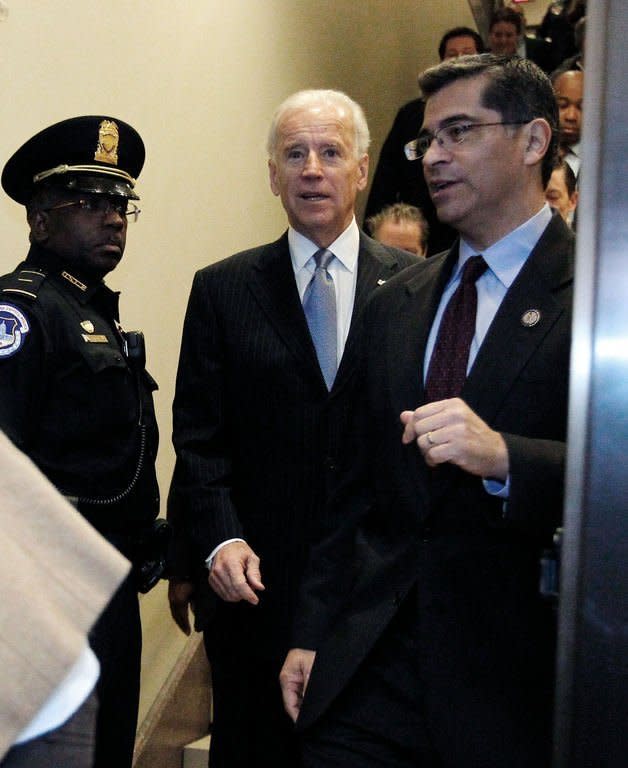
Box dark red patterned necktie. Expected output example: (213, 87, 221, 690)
(425, 255, 488, 402)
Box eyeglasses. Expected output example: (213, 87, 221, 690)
(404, 121, 529, 160)
(44, 197, 141, 223)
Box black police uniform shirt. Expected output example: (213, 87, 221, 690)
(0, 242, 159, 535)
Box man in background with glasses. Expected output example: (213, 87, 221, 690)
(0, 116, 160, 768)
(282, 55, 575, 768)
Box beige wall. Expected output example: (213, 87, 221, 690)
(0, 0, 475, 723)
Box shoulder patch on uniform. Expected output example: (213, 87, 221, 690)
(1, 268, 47, 301)
(0, 304, 31, 357)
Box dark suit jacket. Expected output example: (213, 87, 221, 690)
(168, 231, 417, 662)
(524, 35, 559, 74)
(363, 98, 457, 256)
(294, 215, 574, 763)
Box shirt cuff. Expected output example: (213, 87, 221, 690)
(15, 643, 99, 745)
(483, 474, 510, 499)
(205, 538, 246, 570)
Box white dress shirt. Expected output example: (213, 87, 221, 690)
(564, 141, 581, 178)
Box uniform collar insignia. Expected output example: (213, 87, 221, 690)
(61, 271, 88, 292)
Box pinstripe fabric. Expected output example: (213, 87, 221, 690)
(168, 231, 417, 766)
(170, 232, 416, 564)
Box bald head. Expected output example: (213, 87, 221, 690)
(553, 69, 584, 147)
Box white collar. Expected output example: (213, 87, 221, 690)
(458, 204, 552, 290)
(288, 218, 360, 273)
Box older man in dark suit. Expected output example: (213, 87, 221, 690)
(282, 56, 574, 768)
(167, 89, 417, 768)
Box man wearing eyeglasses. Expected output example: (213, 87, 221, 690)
(282, 55, 574, 768)
(0, 116, 160, 768)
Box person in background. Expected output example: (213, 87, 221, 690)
(553, 15, 585, 73)
(551, 67, 583, 177)
(546, 160, 579, 226)
(488, 7, 556, 73)
(536, 1, 578, 65)
(0, 116, 160, 768)
(166, 89, 417, 768)
(367, 202, 428, 257)
(282, 54, 573, 768)
(0, 430, 129, 768)
(363, 26, 484, 256)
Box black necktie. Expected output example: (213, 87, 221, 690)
(425, 255, 488, 402)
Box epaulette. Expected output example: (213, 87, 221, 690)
(0, 268, 48, 302)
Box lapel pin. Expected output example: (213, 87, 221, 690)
(377, 279, 386, 286)
(80, 320, 95, 333)
(521, 309, 541, 328)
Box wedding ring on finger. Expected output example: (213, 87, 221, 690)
(426, 431, 435, 446)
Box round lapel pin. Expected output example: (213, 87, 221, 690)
(521, 309, 541, 328)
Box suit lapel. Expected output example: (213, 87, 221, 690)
(246, 231, 425, 392)
(334, 233, 420, 388)
(246, 233, 321, 379)
(462, 215, 574, 421)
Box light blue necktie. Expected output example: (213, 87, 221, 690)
(303, 248, 337, 390)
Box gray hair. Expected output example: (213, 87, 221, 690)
(267, 89, 370, 160)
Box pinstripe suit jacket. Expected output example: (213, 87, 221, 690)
(168, 230, 417, 659)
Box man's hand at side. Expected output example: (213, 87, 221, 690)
(208, 540, 265, 605)
(280, 648, 316, 723)
(168, 579, 195, 636)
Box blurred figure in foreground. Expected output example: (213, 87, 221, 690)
(0, 430, 129, 768)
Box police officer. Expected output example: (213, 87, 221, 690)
(0, 116, 160, 768)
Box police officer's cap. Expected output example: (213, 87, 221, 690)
(1, 115, 145, 205)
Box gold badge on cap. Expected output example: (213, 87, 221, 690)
(80, 320, 95, 334)
(521, 309, 541, 328)
(94, 119, 119, 166)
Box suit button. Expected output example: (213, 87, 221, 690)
(324, 456, 337, 471)
(421, 526, 432, 543)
